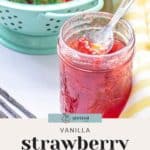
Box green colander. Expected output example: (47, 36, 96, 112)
(0, 0, 104, 55)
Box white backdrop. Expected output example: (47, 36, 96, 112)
(0, 44, 60, 118)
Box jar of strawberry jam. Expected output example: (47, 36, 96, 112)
(57, 12, 135, 118)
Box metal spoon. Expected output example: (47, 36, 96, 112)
(88, 0, 134, 53)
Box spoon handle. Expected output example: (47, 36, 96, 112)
(108, 0, 134, 28)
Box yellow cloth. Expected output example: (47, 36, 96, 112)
(111, 0, 150, 118)
(122, 1, 150, 118)
(120, 51, 150, 118)
(125, 0, 150, 51)
(112, 0, 150, 51)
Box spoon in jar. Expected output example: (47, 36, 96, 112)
(87, 0, 134, 54)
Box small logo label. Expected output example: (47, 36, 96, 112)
(48, 114, 102, 123)
(61, 114, 71, 123)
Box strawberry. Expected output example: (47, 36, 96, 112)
(109, 40, 125, 53)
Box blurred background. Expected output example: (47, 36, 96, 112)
(103, 0, 150, 51)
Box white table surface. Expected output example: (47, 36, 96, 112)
(0, 44, 60, 118)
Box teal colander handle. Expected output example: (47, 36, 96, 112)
(44, 0, 103, 18)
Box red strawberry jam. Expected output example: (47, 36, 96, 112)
(58, 12, 135, 118)
(58, 35, 132, 118)
(68, 37, 125, 55)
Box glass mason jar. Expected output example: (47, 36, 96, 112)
(57, 12, 135, 118)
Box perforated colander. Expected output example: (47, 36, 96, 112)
(0, 0, 104, 54)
